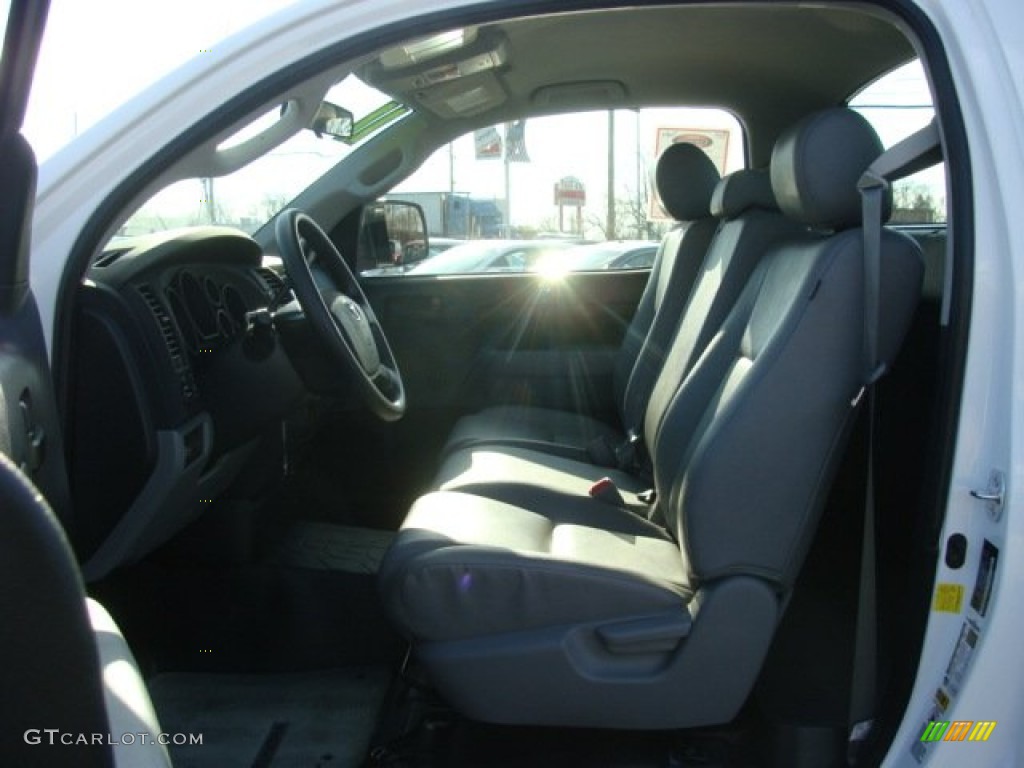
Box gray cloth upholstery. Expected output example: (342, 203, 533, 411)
(443, 405, 622, 464)
(379, 491, 689, 642)
(642, 177, 800, 449)
(412, 576, 779, 729)
(770, 107, 893, 229)
(710, 168, 777, 218)
(651, 226, 921, 586)
(442, 167, 796, 483)
(656, 141, 722, 220)
(445, 143, 722, 458)
(380, 108, 924, 729)
(436, 443, 651, 512)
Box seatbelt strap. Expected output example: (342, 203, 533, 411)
(852, 118, 941, 409)
(847, 118, 942, 762)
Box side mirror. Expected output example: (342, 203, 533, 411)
(310, 101, 354, 141)
(357, 201, 429, 275)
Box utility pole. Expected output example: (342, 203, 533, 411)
(606, 110, 616, 240)
(448, 141, 455, 195)
(202, 177, 217, 223)
(636, 109, 646, 238)
(503, 123, 512, 237)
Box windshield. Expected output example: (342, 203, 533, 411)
(119, 74, 402, 237)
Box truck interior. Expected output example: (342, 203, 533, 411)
(0, 1, 970, 766)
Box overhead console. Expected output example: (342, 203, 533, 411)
(362, 27, 510, 119)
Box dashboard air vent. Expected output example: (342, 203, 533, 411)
(93, 248, 131, 268)
(137, 285, 197, 402)
(254, 267, 288, 301)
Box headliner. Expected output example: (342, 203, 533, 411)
(369, 3, 915, 165)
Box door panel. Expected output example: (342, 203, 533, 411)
(363, 270, 648, 417)
(0, 2, 70, 523)
(0, 289, 70, 514)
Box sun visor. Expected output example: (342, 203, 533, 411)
(411, 72, 507, 119)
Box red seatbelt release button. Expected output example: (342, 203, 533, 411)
(589, 477, 625, 507)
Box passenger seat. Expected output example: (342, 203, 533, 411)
(443, 141, 722, 461)
(378, 108, 924, 730)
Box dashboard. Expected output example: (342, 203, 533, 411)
(69, 227, 306, 579)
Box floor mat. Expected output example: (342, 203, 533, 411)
(149, 666, 390, 767)
(269, 522, 394, 573)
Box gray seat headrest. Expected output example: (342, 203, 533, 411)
(770, 107, 889, 230)
(710, 169, 778, 219)
(656, 142, 722, 221)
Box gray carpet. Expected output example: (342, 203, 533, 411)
(149, 666, 390, 767)
(269, 523, 394, 574)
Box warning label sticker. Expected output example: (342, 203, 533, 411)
(943, 622, 979, 697)
(933, 583, 965, 613)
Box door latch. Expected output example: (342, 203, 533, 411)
(18, 392, 46, 475)
(970, 469, 1006, 521)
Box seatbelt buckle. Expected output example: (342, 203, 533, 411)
(614, 429, 641, 470)
(589, 477, 626, 507)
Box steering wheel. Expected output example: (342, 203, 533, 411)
(276, 209, 406, 421)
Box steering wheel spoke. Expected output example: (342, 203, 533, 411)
(373, 364, 402, 399)
(276, 209, 406, 421)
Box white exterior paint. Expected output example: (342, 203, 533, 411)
(880, 0, 1023, 765)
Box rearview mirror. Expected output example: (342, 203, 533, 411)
(310, 101, 354, 141)
(357, 201, 429, 275)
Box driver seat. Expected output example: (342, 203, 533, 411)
(378, 108, 924, 729)
(443, 141, 722, 459)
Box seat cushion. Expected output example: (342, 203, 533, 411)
(379, 491, 690, 642)
(437, 443, 651, 513)
(443, 404, 622, 459)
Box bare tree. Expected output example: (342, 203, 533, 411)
(259, 192, 292, 223)
(891, 182, 944, 224)
(585, 188, 668, 240)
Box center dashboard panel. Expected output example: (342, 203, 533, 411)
(68, 227, 303, 579)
